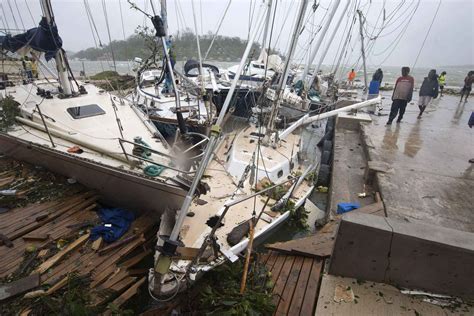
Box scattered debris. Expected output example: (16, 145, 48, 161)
(334, 284, 355, 303)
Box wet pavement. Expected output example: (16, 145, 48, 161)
(363, 94, 474, 232)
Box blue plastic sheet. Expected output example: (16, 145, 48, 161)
(90, 208, 135, 243)
(337, 202, 360, 214)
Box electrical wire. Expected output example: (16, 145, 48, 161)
(412, 0, 442, 69)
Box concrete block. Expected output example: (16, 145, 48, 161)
(329, 212, 474, 299)
(329, 212, 392, 283)
(387, 217, 474, 299)
(336, 112, 372, 131)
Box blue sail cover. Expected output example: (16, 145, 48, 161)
(0, 17, 62, 61)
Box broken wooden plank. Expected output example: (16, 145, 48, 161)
(105, 277, 146, 314)
(91, 237, 102, 251)
(0, 274, 40, 301)
(0, 233, 13, 248)
(265, 233, 336, 258)
(34, 233, 90, 274)
(22, 233, 50, 241)
(98, 234, 138, 256)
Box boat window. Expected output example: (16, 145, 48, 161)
(277, 170, 283, 178)
(67, 104, 106, 119)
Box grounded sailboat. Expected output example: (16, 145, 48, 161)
(148, 0, 380, 297)
(0, 0, 208, 212)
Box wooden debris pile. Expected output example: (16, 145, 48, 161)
(0, 159, 158, 314)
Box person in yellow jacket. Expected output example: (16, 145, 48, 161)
(438, 71, 446, 97)
(30, 58, 38, 79)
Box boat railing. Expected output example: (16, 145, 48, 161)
(117, 138, 197, 175)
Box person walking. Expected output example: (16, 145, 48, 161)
(387, 67, 414, 125)
(417, 69, 439, 118)
(469, 111, 474, 163)
(438, 71, 446, 97)
(348, 69, 356, 86)
(460, 71, 474, 102)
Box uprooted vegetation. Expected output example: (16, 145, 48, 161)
(0, 96, 20, 131)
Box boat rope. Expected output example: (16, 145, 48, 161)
(24, 0, 35, 25)
(412, 0, 442, 69)
(13, 0, 25, 30)
(101, 0, 117, 72)
(6, 0, 19, 30)
(83, 0, 103, 47)
(0, 4, 11, 30)
(203, 0, 232, 61)
(119, 0, 127, 40)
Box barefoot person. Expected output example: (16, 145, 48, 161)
(387, 67, 414, 125)
(460, 71, 474, 102)
(418, 69, 439, 118)
(438, 71, 446, 97)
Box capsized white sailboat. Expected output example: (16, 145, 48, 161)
(148, 0, 381, 297)
(0, 0, 209, 212)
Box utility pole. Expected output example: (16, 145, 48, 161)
(357, 9, 368, 91)
(40, 0, 72, 96)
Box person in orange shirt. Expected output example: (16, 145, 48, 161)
(348, 69, 356, 86)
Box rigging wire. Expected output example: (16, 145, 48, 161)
(101, 0, 117, 72)
(203, 0, 233, 61)
(24, 0, 35, 25)
(412, 0, 442, 68)
(13, 0, 25, 30)
(119, 0, 127, 40)
(1, 4, 11, 30)
(6, 0, 19, 30)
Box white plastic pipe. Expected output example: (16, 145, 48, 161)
(279, 96, 381, 139)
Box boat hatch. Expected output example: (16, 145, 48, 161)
(67, 104, 106, 119)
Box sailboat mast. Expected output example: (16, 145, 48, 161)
(160, 0, 168, 36)
(357, 9, 368, 91)
(40, 0, 72, 96)
(265, 0, 309, 137)
(260, 0, 273, 61)
(301, 0, 341, 82)
(308, 0, 350, 87)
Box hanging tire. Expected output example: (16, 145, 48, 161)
(325, 117, 335, 133)
(321, 150, 331, 165)
(323, 140, 333, 152)
(317, 164, 330, 186)
(317, 128, 333, 147)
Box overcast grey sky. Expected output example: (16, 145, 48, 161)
(2, 0, 474, 68)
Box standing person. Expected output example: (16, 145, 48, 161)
(347, 69, 356, 86)
(438, 71, 446, 97)
(368, 68, 383, 98)
(460, 71, 474, 102)
(417, 69, 439, 118)
(469, 112, 474, 163)
(387, 67, 414, 125)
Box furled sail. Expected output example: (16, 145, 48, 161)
(0, 17, 62, 60)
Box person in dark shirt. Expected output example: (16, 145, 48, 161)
(387, 67, 414, 125)
(460, 71, 474, 102)
(417, 69, 439, 118)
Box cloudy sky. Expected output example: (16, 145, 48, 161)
(2, 0, 473, 68)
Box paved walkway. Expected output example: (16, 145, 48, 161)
(363, 94, 474, 232)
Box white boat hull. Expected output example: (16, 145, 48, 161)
(0, 133, 187, 213)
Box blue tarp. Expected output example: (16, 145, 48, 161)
(337, 202, 360, 214)
(90, 208, 135, 243)
(0, 17, 62, 61)
(368, 80, 381, 95)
